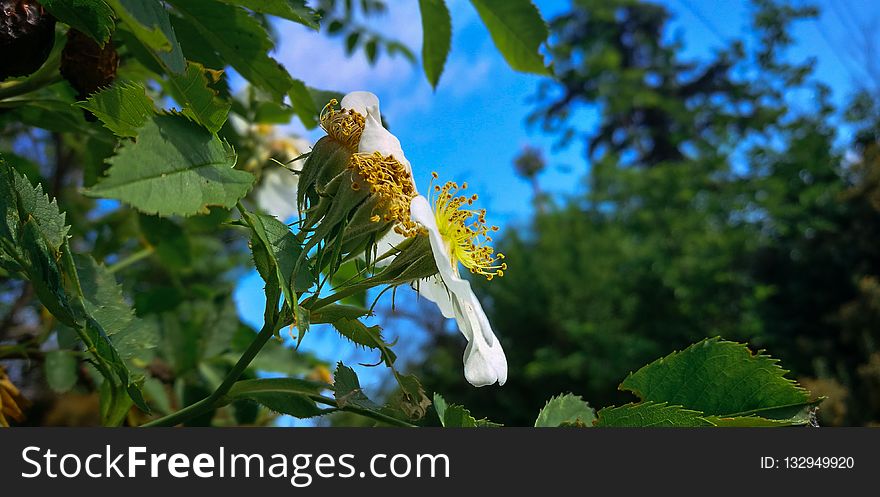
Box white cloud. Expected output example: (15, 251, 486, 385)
(271, 0, 498, 128)
(273, 3, 421, 92)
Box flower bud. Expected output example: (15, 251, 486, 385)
(297, 96, 420, 270)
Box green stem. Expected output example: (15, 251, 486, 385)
(0, 72, 63, 101)
(141, 321, 277, 427)
(0, 344, 43, 360)
(309, 394, 416, 427)
(0, 43, 62, 101)
(107, 246, 154, 274)
(305, 279, 381, 312)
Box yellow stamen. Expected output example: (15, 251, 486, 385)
(320, 99, 365, 151)
(430, 173, 507, 280)
(0, 365, 28, 427)
(349, 151, 421, 237)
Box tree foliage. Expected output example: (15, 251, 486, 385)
(415, 0, 878, 426)
(0, 0, 836, 428)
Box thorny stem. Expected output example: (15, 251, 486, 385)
(308, 395, 416, 427)
(143, 204, 410, 428)
(141, 199, 416, 428)
(141, 319, 278, 427)
(0, 69, 63, 102)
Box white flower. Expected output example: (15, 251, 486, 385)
(256, 166, 301, 221)
(254, 136, 311, 221)
(320, 91, 509, 387)
(341, 91, 415, 184)
(408, 190, 508, 387)
(341, 92, 508, 386)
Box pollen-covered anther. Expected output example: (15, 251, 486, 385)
(320, 99, 366, 151)
(430, 174, 507, 280)
(348, 151, 422, 237)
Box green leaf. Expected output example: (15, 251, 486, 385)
(73, 255, 155, 404)
(329, 261, 367, 307)
(21, 222, 77, 325)
(0, 163, 75, 324)
(388, 373, 431, 420)
(160, 297, 240, 377)
(333, 362, 380, 410)
(596, 402, 714, 427)
(226, 378, 325, 418)
(288, 79, 320, 128)
(312, 305, 397, 366)
(433, 392, 449, 422)
(169, 14, 226, 70)
(364, 38, 378, 64)
(75, 254, 135, 335)
(42, 0, 115, 46)
(1, 151, 44, 186)
(433, 393, 501, 427)
(705, 415, 809, 427)
(85, 114, 254, 217)
(242, 210, 303, 313)
(45, 350, 79, 393)
(215, 0, 320, 30)
(469, 0, 549, 74)
(345, 31, 360, 54)
(419, 0, 452, 88)
(99, 379, 134, 426)
(77, 82, 156, 137)
(0, 166, 70, 253)
(167, 0, 293, 99)
(111, 316, 159, 366)
(167, 62, 231, 133)
(0, 160, 148, 412)
(535, 393, 596, 427)
(107, 0, 186, 73)
(619, 337, 817, 422)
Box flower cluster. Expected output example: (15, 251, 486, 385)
(276, 91, 508, 387)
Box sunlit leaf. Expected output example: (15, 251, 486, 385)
(242, 210, 305, 313)
(534, 393, 595, 427)
(107, 0, 185, 73)
(434, 393, 502, 427)
(78, 82, 156, 138)
(216, 0, 320, 30)
(596, 402, 713, 427)
(86, 114, 254, 216)
(333, 362, 380, 410)
(42, 0, 115, 45)
(419, 0, 452, 88)
(227, 378, 325, 418)
(470, 0, 549, 74)
(620, 337, 818, 423)
(167, 0, 293, 99)
(167, 62, 231, 133)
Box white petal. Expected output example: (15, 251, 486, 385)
(256, 168, 299, 221)
(340, 91, 380, 117)
(356, 108, 417, 195)
(410, 195, 454, 272)
(415, 276, 455, 319)
(457, 290, 507, 386)
(410, 195, 507, 386)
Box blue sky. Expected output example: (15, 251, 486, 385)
(233, 0, 880, 420)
